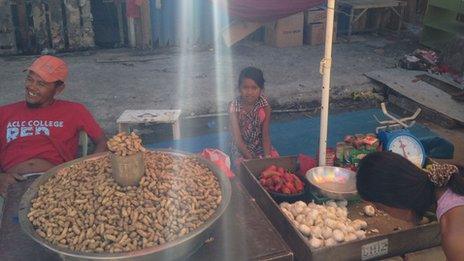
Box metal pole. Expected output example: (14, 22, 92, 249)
(318, 0, 336, 166)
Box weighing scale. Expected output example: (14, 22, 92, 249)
(374, 103, 426, 168)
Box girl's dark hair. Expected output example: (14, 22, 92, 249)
(357, 151, 464, 217)
(238, 67, 265, 89)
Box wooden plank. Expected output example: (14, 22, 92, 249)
(65, 0, 94, 50)
(0, 0, 17, 54)
(425, 73, 464, 91)
(140, 0, 152, 49)
(365, 68, 464, 123)
(15, 0, 30, 51)
(31, 2, 49, 51)
(117, 110, 182, 124)
(115, 1, 125, 46)
(222, 20, 264, 47)
(48, 0, 65, 50)
(404, 0, 417, 22)
(339, 0, 406, 9)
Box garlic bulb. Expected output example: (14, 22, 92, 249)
(336, 207, 348, 219)
(304, 216, 315, 227)
(333, 229, 345, 242)
(309, 237, 323, 248)
(352, 219, 368, 230)
(325, 219, 337, 229)
(345, 233, 357, 242)
(295, 201, 307, 209)
(325, 238, 337, 247)
(355, 230, 366, 239)
(337, 200, 348, 208)
(279, 200, 377, 249)
(327, 206, 337, 214)
(321, 227, 333, 239)
(311, 226, 322, 238)
(296, 214, 306, 224)
(299, 224, 312, 237)
(281, 208, 294, 220)
(280, 202, 291, 211)
(364, 205, 376, 217)
(326, 201, 338, 208)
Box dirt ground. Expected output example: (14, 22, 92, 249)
(0, 34, 415, 135)
(1, 32, 462, 162)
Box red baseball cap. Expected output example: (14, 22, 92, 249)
(27, 55, 68, 83)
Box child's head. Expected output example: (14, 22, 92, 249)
(238, 67, 265, 105)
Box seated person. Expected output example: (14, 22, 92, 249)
(0, 55, 107, 196)
(229, 67, 279, 166)
(357, 151, 464, 260)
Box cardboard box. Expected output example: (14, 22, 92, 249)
(304, 22, 337, 45)
(265, 12, 304, 48)
(304, 7, 326, 25)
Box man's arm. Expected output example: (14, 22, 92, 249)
(92, 135, 107, 154)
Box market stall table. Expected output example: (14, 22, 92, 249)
(239, 156, 441, 261)
(0, 178, 292, 260)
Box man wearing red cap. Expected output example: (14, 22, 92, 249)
(0, 55, 107, 196)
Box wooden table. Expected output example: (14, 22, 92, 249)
(338, 0, 407, 42)
(117, 109, 182, 140)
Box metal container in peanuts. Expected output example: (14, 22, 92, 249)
(18, 150, 231, 260)
(111, 152, 145, 186)
(107, 132, 146, 186)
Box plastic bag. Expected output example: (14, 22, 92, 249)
(297, 153, 317, 176)
(200, 149, 235, 179)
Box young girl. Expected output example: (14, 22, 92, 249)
(357, 151, 464, 260)
(229, 67, 278, 165)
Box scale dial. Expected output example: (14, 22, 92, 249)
(387, 134, 425, 167)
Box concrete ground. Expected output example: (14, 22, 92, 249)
(0, 34, 415, 135)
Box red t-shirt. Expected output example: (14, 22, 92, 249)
(0, 100, 104, 172)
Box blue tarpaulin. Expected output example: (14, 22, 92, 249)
(146, 109, 454, 159)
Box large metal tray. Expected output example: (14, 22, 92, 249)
(239, 156, 441, 261)
(18, 150, 232, 261)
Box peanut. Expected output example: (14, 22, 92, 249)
(28, 150, 221, 253)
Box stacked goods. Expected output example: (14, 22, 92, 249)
(27, 151, 221, 253)
(107, 132, 145, 156)
(279, 201, 371, 248)
(303, 6, 337, 45)
(337, 134, 379, 167)
(259, 165, 304, 195)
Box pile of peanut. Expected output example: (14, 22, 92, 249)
(28, 152, 222, 253)
(107, 132, 145, 156)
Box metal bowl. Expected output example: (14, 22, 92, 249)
(18, 150, 231, 261)
(305, 166, 358, 200)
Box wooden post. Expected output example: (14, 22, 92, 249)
(65, 0, 94, 50)
(140, 0, 152, 49)
(116, 1, 125, 46)
(16, 0, 29, 51)
(128, 18, 136, 48)
(0, 0, 17, 54)
(31, 2, 49, 51)
(48, 0, 66, 51)
(405, 0, 417, 23)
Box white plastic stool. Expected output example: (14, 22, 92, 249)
(117, 110, 182, 140)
